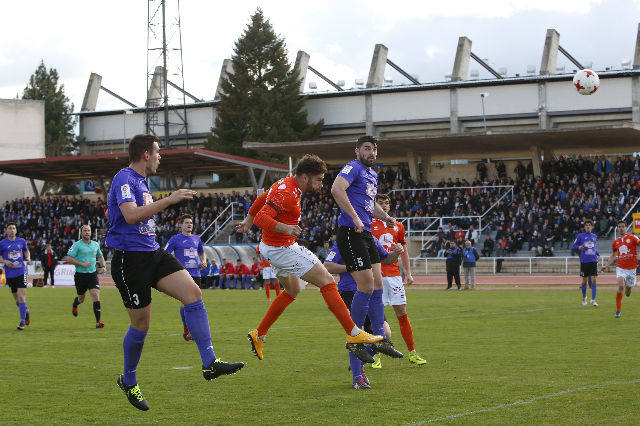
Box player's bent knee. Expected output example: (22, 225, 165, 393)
(393, 304, 407, 316)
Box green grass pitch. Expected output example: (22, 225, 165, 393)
(1, 286, 639, 424)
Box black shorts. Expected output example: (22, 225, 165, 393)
(339, 290, 373, 333)
(111, 248, 184, 309)
(336, 227, 380, 273)
(75, 272, 99, 295)
(580, 262, 598, 277)
(6, 275, 27, 294)
(192, 276, 202, 288)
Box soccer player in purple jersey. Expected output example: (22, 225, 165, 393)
(572, 219, 600, 306)
(107, 134, 243, 411)
(165, 214, 207, 341)
(0, 222, 31, 330)
(324, 237, 403, 389)
(331, 135, 404, 360)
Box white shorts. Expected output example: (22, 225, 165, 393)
(616, 267, 636, 287)
(262, 267, 276, 280)
(258, 242, 318, 279)
(382, 275, 406, 306)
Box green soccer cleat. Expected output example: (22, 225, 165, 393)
(371, 353, 382, 369)
(202, 358, 245, 381)
(117, 375, 149, 411)
(409, 350, 427, 365)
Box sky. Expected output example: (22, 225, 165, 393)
(1, 0, 640, 114)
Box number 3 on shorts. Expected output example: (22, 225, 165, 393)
(132, 294, 140, 306)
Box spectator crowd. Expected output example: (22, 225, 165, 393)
(0, 155, 638, 264)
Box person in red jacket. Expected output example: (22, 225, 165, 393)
(234, 259, 251, 289)
(219, 258, 235, 289)
(248, 257, 260, 290)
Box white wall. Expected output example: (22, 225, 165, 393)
(0, 99, 45, 202)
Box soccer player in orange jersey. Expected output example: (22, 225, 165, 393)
(601, 221, 640, 318)
(242, 155, 382, 363)
(257, 251, 279, 301)
(371, 193, 427, 366)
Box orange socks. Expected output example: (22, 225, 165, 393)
(397, 314, 415, 352)
(265, 284, 271, 300)
(274, 281, 281, 296)
(257, 291, 295, 336)
(616, 292, 623, 311)
(320, 282, 356, 334)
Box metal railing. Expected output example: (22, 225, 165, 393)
(201, 202, 241, 244)
(393, 185, 514, 251)
(410, 255, 613, 275)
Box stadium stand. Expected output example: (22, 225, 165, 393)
(0, 155, 638, 265)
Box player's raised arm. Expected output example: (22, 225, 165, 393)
(253, 191, 301, 237)
(236, 191, 267, 233)
(119, 189, 195, 225)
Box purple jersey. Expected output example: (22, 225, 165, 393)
(337, 160, 378, 232)
(326, 237, 388, 292)
(165, 233, 204, 277)
(572, 232, 600, 263)
(0, 237, 28, 278)
(106, 167, 159, 251)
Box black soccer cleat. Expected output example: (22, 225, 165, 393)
(17, 323, 26, 331)
(371, 339, 404, 358)
(202, 358, 245, 381)
(117, 375, 149, 411)
(346, 343, 375, 364)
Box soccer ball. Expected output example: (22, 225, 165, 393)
(573, 69, 599, 95)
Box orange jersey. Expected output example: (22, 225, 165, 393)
(613, 234, 640, 270)
(371, 218, 406, 277)
(253, 176, 302, 247)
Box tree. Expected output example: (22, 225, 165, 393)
(23, 60, 77, 157)
(207, 9, 323, 158)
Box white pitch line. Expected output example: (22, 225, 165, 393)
(406, 378, 640, 425)
(171, 366, 193, 370)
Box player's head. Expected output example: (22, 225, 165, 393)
(294, 154, 327, 194)
(46, 243, 52, 251)
(236, 258, 242, 264)
(376, 193, 391, 214)
(584, 219, 593, 233)
(617, 220, 627, 235)
(180, 214, 193, 234)
(80, 224, 92, 240)
(222, 257, 227, 264)
(129, 134, 161, 175)
(465, 240, 471, 248)
(5, 222, 16, 239)
(355, 135, 378, 167)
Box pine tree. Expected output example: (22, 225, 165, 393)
(207, 9, 323, 158)
(23, 60, 77, 157)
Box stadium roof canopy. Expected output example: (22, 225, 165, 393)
(0, 148, 288, 195)
(243, 123, 640, 163)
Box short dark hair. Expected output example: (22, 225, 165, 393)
(180, 214, 193, 223)
(294, 154, 327, 176)
(618, 220, 627, 226)
(584, 219, 593, 226)
(376, 193, 390, 202)
(356, 135, 378, 148)
(128, 134, 159, 163)
(6, 222, 16, 228)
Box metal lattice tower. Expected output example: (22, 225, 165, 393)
(146, 0, 189, 148)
